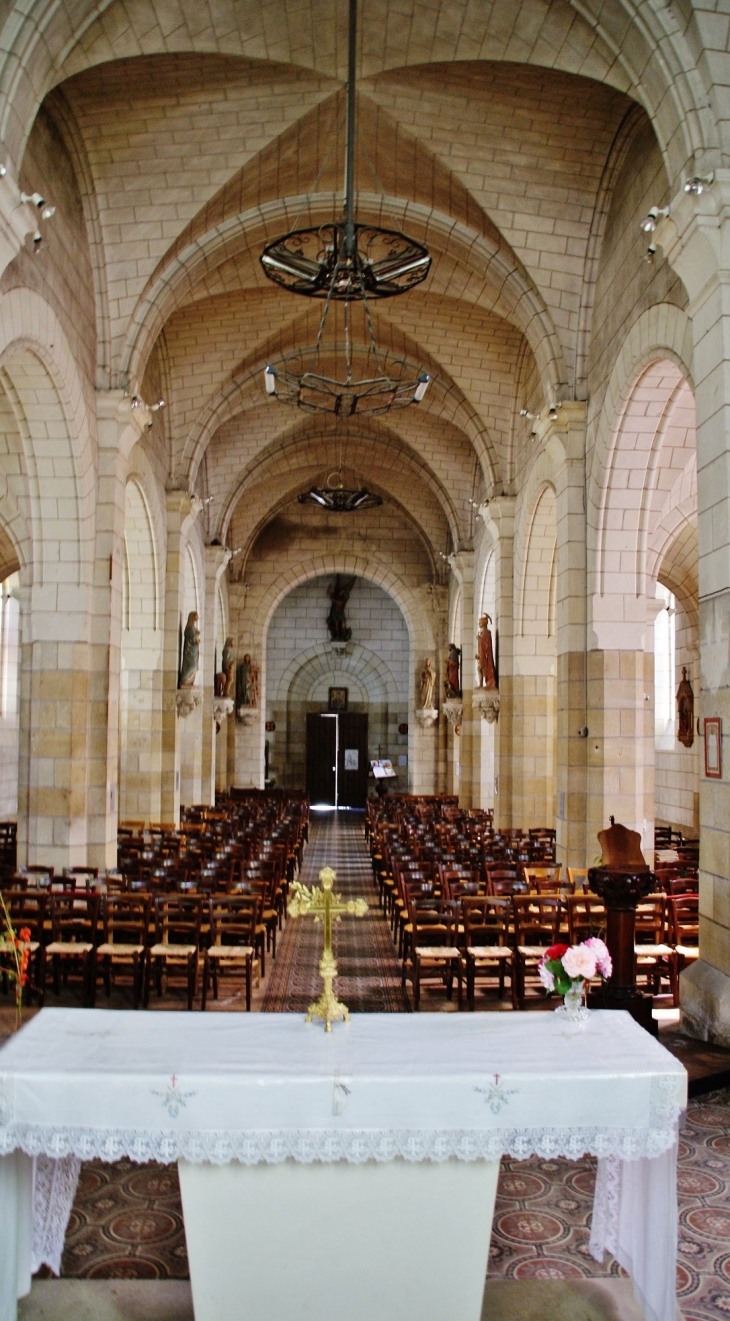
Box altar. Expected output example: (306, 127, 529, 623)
(0, 1009, 686, 1321)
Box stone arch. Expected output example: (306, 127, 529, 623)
(249, 553, 432, 661)
(0, 0, 718, 187)
(589, 304, 693, 581)
(263, 579, 409, 792)
(517, 483, 557, 640)
(0, 289, 96, 603)
(276, 641, 399, 709)
(123, 478, 157, 635)
(589, 304, 694, 648)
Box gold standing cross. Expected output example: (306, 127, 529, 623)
(287, 865, 368, 1031)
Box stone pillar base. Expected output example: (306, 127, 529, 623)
(680, 959, 730, 1048)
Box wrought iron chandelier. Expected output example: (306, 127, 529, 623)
(261, 0, 432, 421)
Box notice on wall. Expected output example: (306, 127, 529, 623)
(344, 748, 359, 771)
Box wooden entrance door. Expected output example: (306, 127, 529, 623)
(305, 713, 337, 806)
(338, 712, 369, 809)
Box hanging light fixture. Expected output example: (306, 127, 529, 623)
(260, 0, 432, 419)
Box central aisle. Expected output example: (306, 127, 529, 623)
(262, 809, 409, 1013)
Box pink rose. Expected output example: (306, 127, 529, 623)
(584, 936, 612, 979)
(562, 944, 597, 981)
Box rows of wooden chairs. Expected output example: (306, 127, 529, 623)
(0, 792, 309, 1012)
(368, 801, 698, 1011)
(0, 890, 265, 1011)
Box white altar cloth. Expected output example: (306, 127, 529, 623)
(0, 1008, 686, 1321)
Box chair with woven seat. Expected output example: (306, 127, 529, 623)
(145, 895, 202, 1011)
(523, 866, 565, 896)
(668, 894, 699, 975)
(635, 895, 678, 1005)
(402, 895, 463, 1010)
(41, 892, 100, 1007)
(95, 894, 151, 1008)
(565, 895, 606, 945)
(202, 896, 259, 1011)
(462, 896, 513, 1009)
(567, 868, 590, 894)
(512, 895, 562, 1009)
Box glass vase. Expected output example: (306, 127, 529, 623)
(554, 981, 589, 1030)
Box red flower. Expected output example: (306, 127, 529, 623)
(19, 927, 31, 944)
(544, 943, 569, 961)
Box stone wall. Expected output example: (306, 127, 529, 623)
(265, 576, 410, 793)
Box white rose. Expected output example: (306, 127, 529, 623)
(538, 962, 555, 992)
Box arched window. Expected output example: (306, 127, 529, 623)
(654, 582, 675, 748)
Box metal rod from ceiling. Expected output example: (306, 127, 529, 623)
(344, 0, 357, 257)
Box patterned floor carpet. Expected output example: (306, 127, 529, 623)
(261, 809, 409, 1013)
(19, 811, 730, 1315)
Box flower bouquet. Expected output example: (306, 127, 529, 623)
(538, 938, 612, 1027)
(0, 891, 32, 1031)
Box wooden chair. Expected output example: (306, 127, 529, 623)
(484, 866, 525, 897)
(567, 868, 589, 893)
(202, 896, 259, 1011)
(145, 896, 202, 1011)
(511, 895, 562, 1009)
(402, 895, 463, 1010)
(668, 894, 699, 973)
(462, 896, 513, 1009)
(41, 892, 99, 1007)
(95, 894, 150, 1008)
(635, 895, 678, 1005)
(524, 865, 564, 896)
(565, 894, 606, 945)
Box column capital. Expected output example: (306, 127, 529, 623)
(0, 172, 43, 277)
(478, 495, 515, 545)
(204, 544, 232, 585)
(166, 488, 202, 538)
(536, 401, 587, 468)
(654, 171, 730, 305)
(447, 549, 474, 586)
(96, 389, 152, 463)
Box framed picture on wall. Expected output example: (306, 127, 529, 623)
(704, 717, 722, 778)
(328, 687, 348, 712)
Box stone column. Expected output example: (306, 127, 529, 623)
(657, 178, 730, 1042)
(160, 491, 202, 826)
(16, 581, 92, 870)
(449, 552, 475, 806)
(541, 405, 589, 867)
(87, 392, 149, 866)
(479, 498, 515, 827)
(201, 545, 231, 806)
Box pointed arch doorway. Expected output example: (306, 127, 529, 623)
(306, 712, 369, 808)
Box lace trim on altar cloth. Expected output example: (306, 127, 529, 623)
(32, 1153, 81, 1275)
(0, 1123, 679, 1166)
(589, 1154, 621, 1262)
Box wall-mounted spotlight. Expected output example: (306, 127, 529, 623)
(640, 207, 669, 234)
(646, 243, 657, 265)
(548, 405, 558, 420)
(264, 365, 278, 396)
(21, 192, 55, 221)
(684, 172, 714, 196)
(519, 408, 537, 419)
(202, 496, 215, 506)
